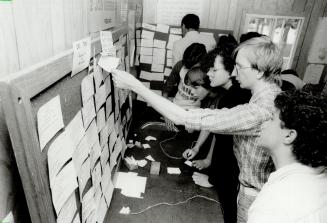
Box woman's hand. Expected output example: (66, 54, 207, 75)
(182, 146, 199, 160)
(111, 69, 140, 90)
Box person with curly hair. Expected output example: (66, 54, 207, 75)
(247, 90, 327, 223)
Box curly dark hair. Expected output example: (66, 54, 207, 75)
(182, 43, 206, 69)
(200, 37, 238, 74)
(274, 90, 327, 167)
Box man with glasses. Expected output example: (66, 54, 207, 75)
(111, 36, 282, 223)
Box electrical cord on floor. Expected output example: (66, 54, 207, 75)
(129, 194, 220, 215)
(159, 132, 197, 160)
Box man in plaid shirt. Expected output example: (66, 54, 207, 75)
(112, 36, 283, 223)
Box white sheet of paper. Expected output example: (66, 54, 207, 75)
(119, 206, 130, 215)
(107, 113, 115, 134)
(77, 158, 91, 198)
(145, 155, 155, 161)
(153, 39, 166, 49)
(92, 162, 102, 188)
(82, 187, 95, 223)
(85, 120, 98, 148)
(2, 211, 14, 223)
(94, 84, 106, 111)
(104, 76, 111, 97)
(96, 196, 108, 223)
(151, 64, 164, 72)
(72, 214, 81, 223)
(166, 50, 172, 59)
(93, 66, 104, 90)
(167, 167, 181, 174)
(48, 131, 75, 185)
(51, 161, 78, 214)
(153, 48, 165, 57)
(90, 140, 101, 168)
(105, 95, 112, 119)
(142, 23, 156, 31)
(184, 160, 193, 167)
(103, 179, 114, 207)
(81, 73, 95, 105)
(65, 111, 85, 151)
(100, 31, 114, 55)
(37, 95, 64, 150)
(140, 47, 153, 55)
(101, 163, 112, 190)
(72, 37, 91, 76)
(140, 71, 164, 81)
(100, 143, 110, 167)
(109, 130, 117, 154)
(164, 68, 172, 77)
(109, 147, 119, 170)
(72, 135, 91, 174)
(99, 124, 109, 147)
(140, 39, 153, 48)
(96, 107, 106, 132)
(117, 173, 147, 199)
(152, 56, 165, 65)
(98, 56, 120, 73)
(141, 30, 154, 39)
(143, 144, 151, 149)
(140, 55, 153, 64)
(167, 58, 172, 67)
(156, 24, 169, 33)
(136, 30, 141, 38)
(94, 184, 102, 207)
(56, 192, 78, 223)
(82, 97, 96, 129)
(170, 28, 182, 35)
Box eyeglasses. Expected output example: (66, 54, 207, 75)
(209, 67, 225, 72)
(234, 65, 254, 75)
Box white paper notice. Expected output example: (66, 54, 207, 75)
(156, 24, 169, 33)
(140, 55, 153, 64)
(51, 161, 78, 215)
(77, 158, 91, 198)
(153, 39, 166, 49)
(66, 111, 85, 149)
(48, 131, 75, 185)
(57, 191, 78, 223)
(142, 23, 156, 31)
(140, 39, 153, 48)
(140, 47, 153, 55)
(98, 56, 120, 73)
(82, 97, 96, 129)
(100, 31, 114, 55)
(72, 37, 91, 76)
(140, 71, 164, 81)
(170, 28, 182, 35)
(151, 64, 164, 72)
(141, 30, 155, 39)
(81, 73, 95, 105)
(37, 95, 64, 150)
(167, 167, 181, 174)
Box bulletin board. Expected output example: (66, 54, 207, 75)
(134, 23, 233, 97)
(0, 26, 132, 223)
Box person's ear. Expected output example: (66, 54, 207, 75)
(256, 70, 264, 79)
(284, 129, 297, 145)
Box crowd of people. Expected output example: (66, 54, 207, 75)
(113, 14, 327, 223)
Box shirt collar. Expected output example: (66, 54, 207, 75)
(184, 30, 199, 38)
(267, 163, 321, 185)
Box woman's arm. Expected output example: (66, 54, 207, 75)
(112, 69, 188, 125)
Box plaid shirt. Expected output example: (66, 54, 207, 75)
(185, 83, 281, 190)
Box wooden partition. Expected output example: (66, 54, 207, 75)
(0, 26, 132, 223)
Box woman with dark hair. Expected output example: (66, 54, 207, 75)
(248, 90, 327, 223)
(183, 43, 251, 223)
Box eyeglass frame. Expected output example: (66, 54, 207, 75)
(234, 64, 257, 76)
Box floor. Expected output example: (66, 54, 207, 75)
(105, 102, 224, 223)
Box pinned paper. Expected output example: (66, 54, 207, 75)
(145, 155, 155, 161)
(98, 56, 120, 73)
(72, 37, 91, 76)
(167, 167, 181, 175)
(143, 144, 151, 149)
(119, 206, 131, 215)
(145, 136, 157, 141)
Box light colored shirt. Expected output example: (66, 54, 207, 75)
(172, 31, 216, 67)
(247, 163, 327, 223)
(185, 83, 281, 190)
(173, 67, 201, 110)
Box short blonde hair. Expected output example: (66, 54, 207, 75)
(234, 36, 283, 85)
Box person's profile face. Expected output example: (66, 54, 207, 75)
(233, 48, 259, 90)
(192, 86, 209, 100)
(207, 55, 231, 88)
(259, 111, 284, 151)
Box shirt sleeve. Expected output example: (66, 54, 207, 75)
(162, 61, 183, 96)
(185, 102, 272, 136)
